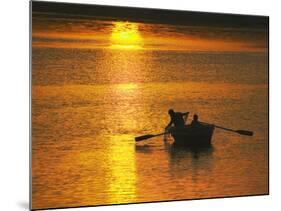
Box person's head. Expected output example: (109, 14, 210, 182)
(193, 114, 199, 121)
(168, 109, 175, 116)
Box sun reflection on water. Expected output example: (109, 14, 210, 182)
(107, 134, 137, 203)
(116, 83, 139, 93)
(110, 21, 143, 50)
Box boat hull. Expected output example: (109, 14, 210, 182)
(171, 124, 215, 147)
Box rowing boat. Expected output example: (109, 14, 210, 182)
(135, 120, 252, 143)
(170, 123, 215, 147)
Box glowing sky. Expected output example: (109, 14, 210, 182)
(32, 4, 268, 52)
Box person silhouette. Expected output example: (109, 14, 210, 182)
(190, 114, 200, 127)
(165, 109, 189, 130)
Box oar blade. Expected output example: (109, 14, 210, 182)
(236, 130, 254, 136)
(135, 134, 155, 142)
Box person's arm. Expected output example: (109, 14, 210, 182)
(165, 117, 173, 130)
(181, 112, 189, 118)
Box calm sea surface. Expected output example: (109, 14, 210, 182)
(32, 48, 268, 209)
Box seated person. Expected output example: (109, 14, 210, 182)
(190, 114, 200, 127)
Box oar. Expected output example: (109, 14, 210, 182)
(200, 121, 253, 136)
(135, 132, 169, 142)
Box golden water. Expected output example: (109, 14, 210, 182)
(32, 48, 268, 209)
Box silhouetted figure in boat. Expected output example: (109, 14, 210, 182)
(165, 109, 189, 130)
(190, 114, 200, 127)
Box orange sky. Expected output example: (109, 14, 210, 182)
(32, 13, 268, 52)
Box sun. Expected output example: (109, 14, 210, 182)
(110, 21, 143, 49)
